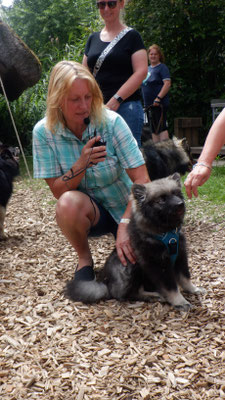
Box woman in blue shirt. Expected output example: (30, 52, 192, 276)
(142, 44, 171, 143)
(33, 61, 150, 283)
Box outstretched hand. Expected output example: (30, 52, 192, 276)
(184, 165, 211, 199)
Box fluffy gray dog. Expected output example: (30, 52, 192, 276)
(65, 173, 203, 310)
(142, 137, 193, 181)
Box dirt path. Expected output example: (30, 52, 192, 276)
(0, 180, 224, 400)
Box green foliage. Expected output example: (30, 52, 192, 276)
(125, 0, 225, 137)
(3, 0, 99, 55)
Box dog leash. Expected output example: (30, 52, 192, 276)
(144, 104, 164, 135)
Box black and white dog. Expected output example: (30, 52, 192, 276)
(0, 143, 20, 239)
(65, 173, 203, 310)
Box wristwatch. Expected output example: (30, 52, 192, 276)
(113, 93, 124, 104)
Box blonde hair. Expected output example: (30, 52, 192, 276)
(148, 44, 165, 63)
(46, 61, 104, 132)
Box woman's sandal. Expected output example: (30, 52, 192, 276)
(74, 264, 95, 281)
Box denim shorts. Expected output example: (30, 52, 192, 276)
(117, 100, 144, 147)
(88, 197, 118, 238)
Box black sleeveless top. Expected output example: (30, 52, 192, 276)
(84, 29, 145, 103)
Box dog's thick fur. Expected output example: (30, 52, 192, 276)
(0, 143, 20, 239)
(65, 173, 202, 310)
(142, 137, 194, 181)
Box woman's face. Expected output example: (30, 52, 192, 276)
(97, 0, 124, 22)
(61, 79, 92, 129)
(148, 48, 160, 66)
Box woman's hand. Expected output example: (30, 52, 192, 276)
(81, 136, 107, 167)
(45, 136, 107, 199)
(115, 164, 150, 266)
(116, 223, 136, 266)
(153, 99, 161, 107)
(106, 97, 121, 112)
(184, 165, 211, 199)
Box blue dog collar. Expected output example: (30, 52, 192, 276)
(154, 228, 180, 266)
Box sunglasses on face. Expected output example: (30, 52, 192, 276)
(97, 1, 118, 9)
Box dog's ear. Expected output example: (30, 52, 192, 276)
(131, 184, 147, 203)
(171, 172, 181, 187)
(181, 137, 187, 146)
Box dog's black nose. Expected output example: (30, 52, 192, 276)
(170, 197, 185, 214)
(177, 200, 184, 208)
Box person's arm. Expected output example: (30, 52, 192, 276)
(184, 108, 225, 198)
(153, 79, 171, 106)
(198, 108, 225, 165)
(106, 49, 148, 111)
(45, 136, 106, 199)
(116, 164, 150, 266)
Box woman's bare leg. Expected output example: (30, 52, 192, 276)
(159, 130, 169, 141)
(152, 130, 169, 143)
(56, 191, 100, 270)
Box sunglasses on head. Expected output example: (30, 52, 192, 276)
(97, 1, 118, 9)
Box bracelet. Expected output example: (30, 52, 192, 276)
(157, 95, 162, 100)
(113, 93, 124, 104)
(120, 218, 130, 224)
(192, 162, 212, 171)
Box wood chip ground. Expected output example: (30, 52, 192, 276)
(0, 179, 224, 400)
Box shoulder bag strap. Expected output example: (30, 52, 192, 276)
(93, 27, 133, 78)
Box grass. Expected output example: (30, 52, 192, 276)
(182, 166, 225, 225)
(18, 155, 33, 179)
(182, 166, 225, 204)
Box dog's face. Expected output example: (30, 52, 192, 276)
(0, 143, 20, 176)
(0, 143, 20, 162)
(131, 173, 185, 233)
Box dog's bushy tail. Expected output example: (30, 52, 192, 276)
(65, 279, 110, 303)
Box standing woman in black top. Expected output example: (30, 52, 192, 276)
(82, 0, 148, 147)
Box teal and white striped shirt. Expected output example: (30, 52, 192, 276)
(33, 109, 145, 223)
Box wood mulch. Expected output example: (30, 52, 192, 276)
(0, 179, 224, 400)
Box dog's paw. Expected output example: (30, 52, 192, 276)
(166, 290, 192, 311)
(180, 278, 206, 296)
(174, 301, 192, 311)
(190, 286, 206, 295)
